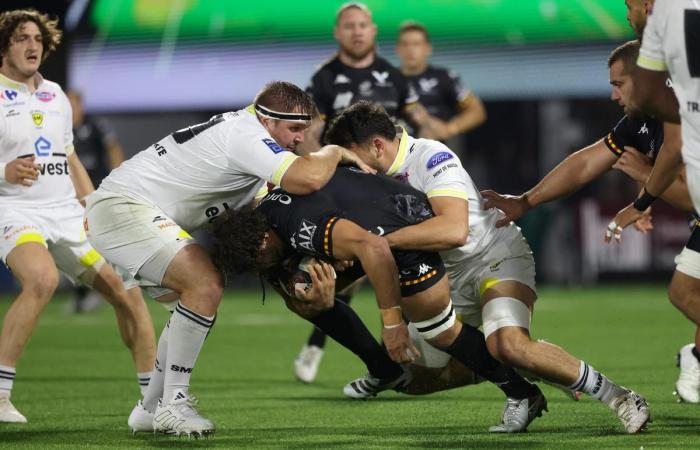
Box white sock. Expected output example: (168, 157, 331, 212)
(162, 302, 214, 404)
(142, 318, 170, 413)
(0, 365, 15, 395)
(570, 361, 625, 407)
(137, 371, 152, 397)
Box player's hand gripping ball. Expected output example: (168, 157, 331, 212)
(278, 256, 336, 300)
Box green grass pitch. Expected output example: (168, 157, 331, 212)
(0, 284, 699, 449)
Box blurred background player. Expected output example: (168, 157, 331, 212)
(66, 89, 125, 314)
(0, 9, 155, 423)
(395, 22, 486, 145)
(294, 2, 431, 383)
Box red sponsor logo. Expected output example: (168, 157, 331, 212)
(35, 91, 55, 102)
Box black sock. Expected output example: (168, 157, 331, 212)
(308, 299, 401, 380)
(444, 324, 538, 399)
(307, 294, 353, 348)
(692, 346, 700, 363)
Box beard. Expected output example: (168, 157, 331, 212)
(339, 41, 375, 62)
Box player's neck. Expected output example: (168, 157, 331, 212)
(338, 50, 375, 69)
(380, 138, 402, 173)
(0, 65, 39, 92)
(401, 63, 427, 77)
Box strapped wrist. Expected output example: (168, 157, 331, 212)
(633, 188, 657, 212)
(380, 306, 402, 327)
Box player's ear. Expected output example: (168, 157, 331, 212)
(372, 137, 384, 158)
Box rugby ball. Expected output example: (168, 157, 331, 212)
(278, 256, 335, 300)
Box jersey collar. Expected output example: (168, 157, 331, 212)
(0, 71, 44, 93)
(386, 127, 410, 176)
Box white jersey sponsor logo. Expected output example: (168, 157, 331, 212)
(0, 73, 76, 207)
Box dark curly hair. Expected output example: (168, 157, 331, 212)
(209, 207, 270, 278)
(0, 9, 62, 68)
(324, 100, 396, 147)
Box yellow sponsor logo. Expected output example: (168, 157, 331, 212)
(31, 110, 44, 126)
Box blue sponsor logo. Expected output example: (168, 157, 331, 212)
(34, 136, 51, 156)
(2, 89, 18, 101)
(426, 151, 453, 169)
(262, 138, 285, 154)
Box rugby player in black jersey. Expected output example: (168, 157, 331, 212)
(483, 39, 700, 403)
(301, 3, 428, 151)
(294, 1, 431, 386)
(211, 167, 547, 433)
(395, 22, 486, 142)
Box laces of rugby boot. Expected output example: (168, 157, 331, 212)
(501, 398, 523, 424)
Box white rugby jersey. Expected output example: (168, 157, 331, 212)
(638, 0, 700, 169)
(386, 129, 507, 267)
(0, 73, 75, 207)
(99, 106, 299, 231)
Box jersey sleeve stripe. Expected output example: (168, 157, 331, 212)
(637, 54, 668, 71)
(323, 216, 340, 257)
(426, 188, 468, 200)
(604, 133, 624, 157)
(271, 154, 299, 186)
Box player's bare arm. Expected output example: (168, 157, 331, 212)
(632, 67, 680, 124)
(482, 139, 617, 227)
(67, 152, 95, 206)
(607, 123, 686, 240)
(281, 144, 375, 194)
(385, 196, 468, 251)
(329, 218, 417, 363)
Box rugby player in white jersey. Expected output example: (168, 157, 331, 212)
(605, 0, 700, 404)
(0, 9, 156, 423)
(84, 80, 375, 436)
(324, 101, 651, 433)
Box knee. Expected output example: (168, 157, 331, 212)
(22, 268, 59, 301)
(487, 332, 528, 367)
(196, 280, 224, 306)
(668, 281, 692, 311)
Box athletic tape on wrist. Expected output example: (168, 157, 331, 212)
(633, 188, 657, 212)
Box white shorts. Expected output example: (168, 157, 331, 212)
(406, 228, 537, 369)
(675, 247, 700, 279)
(0, 201, 104, 283)
(448, 227, 537, 328)
(84, 190, 194, 286)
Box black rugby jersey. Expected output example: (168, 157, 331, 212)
(307, 55, 418, 135)
(604, 115, 664, 162)
(604, 115, 700, 250)
(74, 117, 117, 185)
(257, 167, 444, 296)
(405, 65, 469, 122)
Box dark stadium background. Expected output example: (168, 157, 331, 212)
(0, 0, 688, 293)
